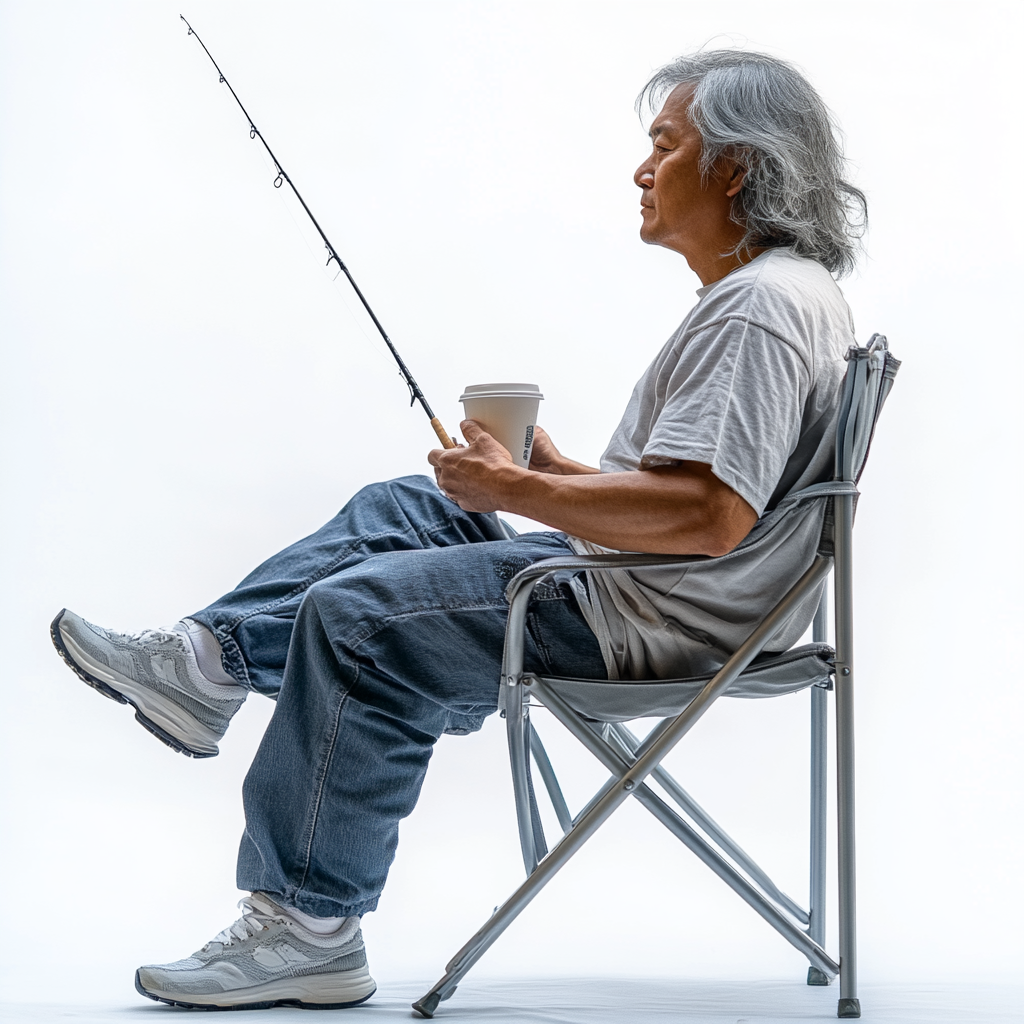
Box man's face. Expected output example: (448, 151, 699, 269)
(634, 84, 733, 257)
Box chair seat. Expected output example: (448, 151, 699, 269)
(527, 642, 835, 723)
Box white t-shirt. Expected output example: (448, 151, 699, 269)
(569, 248, 856, 680)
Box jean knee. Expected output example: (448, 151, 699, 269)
(351, 474, 434, 510)
(301, 575, 353, 619)
(299, 569, 401, 657)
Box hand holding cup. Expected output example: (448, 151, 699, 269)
(428, 420, 518, 512)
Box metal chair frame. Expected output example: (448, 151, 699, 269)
(413, 336, 898, 1020)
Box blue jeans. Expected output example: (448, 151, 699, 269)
(191, 475, 605, 918)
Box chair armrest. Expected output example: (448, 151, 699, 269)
(504, 552, 709, 604)
(500, 552, 711, 705)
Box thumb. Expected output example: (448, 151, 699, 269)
(460, 419, 488, 443)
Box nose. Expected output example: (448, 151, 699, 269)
(634, 157, 654, 190)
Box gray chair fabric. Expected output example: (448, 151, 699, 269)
(530, 641, 835, 723)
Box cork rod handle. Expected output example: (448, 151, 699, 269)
(431, 417, 456, 450)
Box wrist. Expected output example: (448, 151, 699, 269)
(492, 462, 532, 511)
(501, 463, 563, 519)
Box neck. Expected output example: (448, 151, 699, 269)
(689, 242, 767, 287)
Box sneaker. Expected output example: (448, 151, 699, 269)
(49, 609, 246, 758)
(135, 893, 377, 1010)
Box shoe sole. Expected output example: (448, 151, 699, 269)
(50, 609, 217, 759)
(135, 966, 377, 1010)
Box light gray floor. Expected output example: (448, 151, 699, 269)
(1, 979, 1018, 1023)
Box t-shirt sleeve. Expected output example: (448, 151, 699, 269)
(641, 316, 809, 515)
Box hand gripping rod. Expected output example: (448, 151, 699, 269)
(180, 15, 455, 450)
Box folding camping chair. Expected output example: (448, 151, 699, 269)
(413, 335, 900, 1021)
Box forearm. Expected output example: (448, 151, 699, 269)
(428, 422, 758, 554)
(493, 463, 752, 555)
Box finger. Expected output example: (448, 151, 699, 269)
(460, 419, 488, 442)
(427, 448, 443, 467)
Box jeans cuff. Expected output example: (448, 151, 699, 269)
(270, 885, 378, 919)
(187, 612, 253, 691)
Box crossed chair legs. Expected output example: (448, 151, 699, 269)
(414, 554, 860, 1019)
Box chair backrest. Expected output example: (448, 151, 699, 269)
(835, 333, 901, 485)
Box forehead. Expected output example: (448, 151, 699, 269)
(649, 82, 698, 138)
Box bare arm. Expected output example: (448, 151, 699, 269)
(428, 421, 757, 556)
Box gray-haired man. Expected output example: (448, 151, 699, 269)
(51, 49, 866, 1009)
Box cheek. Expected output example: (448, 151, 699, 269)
(654, 179, 683, 216)
(659, 170, 703, 216)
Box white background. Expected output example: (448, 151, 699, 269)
(1, 0, 1021, 1005)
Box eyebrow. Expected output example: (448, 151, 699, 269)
(649, 123, 674, 139)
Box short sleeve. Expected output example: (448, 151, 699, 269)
(641, 317, 809, 515)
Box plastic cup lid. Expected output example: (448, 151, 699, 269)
(459, 382, 544, 401)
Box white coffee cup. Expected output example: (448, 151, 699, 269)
(459, 383, 544, 469)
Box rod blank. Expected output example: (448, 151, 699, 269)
(180, 14, 454, 449)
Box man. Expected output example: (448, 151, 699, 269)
(50, 49, 866, 1009)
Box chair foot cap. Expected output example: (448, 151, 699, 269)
(838, 996, 861, 1018)
(807, 966, 832, 986)
(412, 992, 441, 1018)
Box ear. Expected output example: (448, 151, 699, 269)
(724, 160, 748, 198)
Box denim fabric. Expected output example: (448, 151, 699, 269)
(191, 475, 605, 918)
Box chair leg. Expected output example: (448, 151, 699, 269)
(541, 685, 837, 980)
(808, 590, 830, 986)
(529, 723, 573, 833)
(608, 723, 810, 926)
(834, 495, 860, 1018)
(524, 718, 549, 860)
(411, 770, 632, 1017)
(807, 684, 830, 985)
(507, 685, 538, 875)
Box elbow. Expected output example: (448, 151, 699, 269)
(695, 526, 741, 558)
(702, 535, 738, 559)
(700, 486, 759, 556)
(656, 523, 740, 558)
(688, 507, 757, 558)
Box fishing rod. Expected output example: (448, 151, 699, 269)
(179, 14, 455, 450)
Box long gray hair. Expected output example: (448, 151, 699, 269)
(637, 50, 866, 277)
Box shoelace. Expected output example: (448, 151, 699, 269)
(204, 895, 282, 950)
(123, 626, 184, 649)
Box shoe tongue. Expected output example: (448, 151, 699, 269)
(203, 895, 281, 950)
(248, 892, 286, 918)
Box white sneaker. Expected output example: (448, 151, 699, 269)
(135, 893, 376, 1010)
(50, 609, 246, 757)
